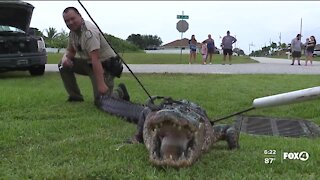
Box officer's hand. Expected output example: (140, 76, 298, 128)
(62, 57, 73, 68)
(98, 83, 109, 95)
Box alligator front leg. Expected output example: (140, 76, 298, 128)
(125, 107, 152, 144)
(212, 124, 240, 149)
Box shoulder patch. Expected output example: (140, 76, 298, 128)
(85, 30, 93, 39)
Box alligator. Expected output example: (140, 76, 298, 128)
(97, 95, 240, 168)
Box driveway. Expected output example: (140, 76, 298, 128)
(45, 57, 320, 74)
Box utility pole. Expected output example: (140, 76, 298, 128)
(279, 32, 282, 45)
(300, 18, 302, 35)
(249, 42, 254, 56)
(269, 38, 272, 45)
(278, 32, 282, 56)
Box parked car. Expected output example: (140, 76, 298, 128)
(313, 49, 320, 57)
(0, 1, 47, 75)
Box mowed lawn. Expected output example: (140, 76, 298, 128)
(1, 72, 319, 179)
(271, 54, 320, 61)
(47, 52, 256, 64)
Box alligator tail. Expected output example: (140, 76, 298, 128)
(98, 95, 145, 124)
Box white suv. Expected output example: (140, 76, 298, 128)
(313, 49, 320, 57)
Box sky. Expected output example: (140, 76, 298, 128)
(25, 1, 320, 54)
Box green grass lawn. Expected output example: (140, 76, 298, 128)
(1, 72, 319, 179)
(47, 52, 256, 64)
(271, 54, 320, 61)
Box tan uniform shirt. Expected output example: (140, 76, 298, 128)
(67, 20, 116, 62)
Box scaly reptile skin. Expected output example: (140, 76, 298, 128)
(98, 96, 239, 168)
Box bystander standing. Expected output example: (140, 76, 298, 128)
(221, 31, 237, 65)
(201, 41, 208, 65)
(189, 35, 197, 64)
(205, 34, 215, 64)
(290, 34, 303, 65)
(305, 36, 316, 66)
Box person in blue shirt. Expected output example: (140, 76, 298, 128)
(189, 35, 197, 64)
(205, 34, 215, 64)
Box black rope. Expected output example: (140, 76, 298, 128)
(210, 107, 255, 125)
(77, 0, 152, 100)
(77, 1, 255, 124)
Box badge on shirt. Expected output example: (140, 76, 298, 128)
(85, 30, 93, 39)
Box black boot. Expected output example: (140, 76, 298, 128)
(67, 96, 84, 102)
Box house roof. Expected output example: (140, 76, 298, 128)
(161, 38, 201, 48)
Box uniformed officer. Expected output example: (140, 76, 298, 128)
(59, 7, 129, 105)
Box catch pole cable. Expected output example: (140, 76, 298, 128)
(77, 0, 152, 100)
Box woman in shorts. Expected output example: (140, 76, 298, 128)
(305, 36, 316, 66)
(189, 35, 197, 64)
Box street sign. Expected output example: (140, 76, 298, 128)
(176, 20, 189, 33)
(177, 15, 189, 19)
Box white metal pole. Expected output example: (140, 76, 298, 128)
(253, 86, 320, 108)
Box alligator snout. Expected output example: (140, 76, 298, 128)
(145, 110, 206, 167)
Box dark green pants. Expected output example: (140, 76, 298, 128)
(58, 58, 123, 103)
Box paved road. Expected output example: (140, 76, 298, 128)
(45, 57, 320, 74)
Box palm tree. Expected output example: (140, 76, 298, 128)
(45, 27, 58, 39)
(54, 29, 69, 53)
(44, 27, 58, 48)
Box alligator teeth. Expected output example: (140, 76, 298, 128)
(178, 126, 182, 131)
(188, 147, 193, 157)
(180, 152, 186, 160)
(194, 138, 198, 147)
(199, 123, 203, 129)
(170, 155, 173, 160)
(153, 151, 157, 158)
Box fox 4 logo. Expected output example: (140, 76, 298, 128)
(283, 151, 309, 161)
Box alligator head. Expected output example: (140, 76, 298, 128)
(143, 104, 213, 167)
(99, 95, 238, 167)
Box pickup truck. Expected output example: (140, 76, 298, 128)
(0, 1, 47, 76)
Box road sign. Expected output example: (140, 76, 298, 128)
(177, 15, 189, 19)
(176, 20, 189, 33)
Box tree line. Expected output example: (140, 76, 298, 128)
(250, 42, 288, 57)
(33, 27, 163, 53)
